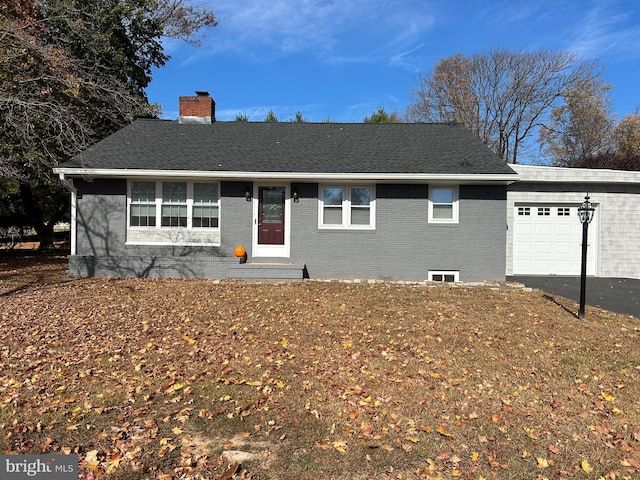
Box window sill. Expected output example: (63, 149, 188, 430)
(125, 241, 221, 247)
(427, 220, 459, 225)
(318, 225, 376, 231)
(127, 227, 221, 246)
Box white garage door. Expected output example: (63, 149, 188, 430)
(513, 204, 597, 275)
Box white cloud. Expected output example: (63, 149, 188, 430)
(188, 0, 435, 67)
(475, 0, 558, 26)
(567, 2, 640, 61)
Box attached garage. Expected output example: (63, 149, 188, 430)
(512, 203, 597, 275)
(507, 165, 640, 280)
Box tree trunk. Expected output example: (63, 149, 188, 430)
(18, 181, 54, 250)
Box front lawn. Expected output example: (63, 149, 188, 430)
(1, 254, 639, 479)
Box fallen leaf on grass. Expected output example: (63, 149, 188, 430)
(158, 444, 176, 457)
(600, 391, 615, 401)
(401, 443, 413, 453)
(219, 462, 239, 480)
(537, 457, 549, 468)
(581, 459, 593, 473)
(621, 458, 640, 469)
(332, 441, 347, 453)
(85, 450, 100, 471)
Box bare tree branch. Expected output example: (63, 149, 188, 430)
(406, 49, 602, 164)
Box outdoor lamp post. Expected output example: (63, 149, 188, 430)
(577, 194, 595, 319)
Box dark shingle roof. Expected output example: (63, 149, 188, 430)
(60, 119, 516, 176)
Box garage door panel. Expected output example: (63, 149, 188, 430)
(514, 242, 533, 254)
(552, 259, 577, 274)
(513, 204, 597, 275)
(554, 241, 577, 255)
(534, 242, 553, 255)
(535, 223, 553, 235)
(555, 224, 575, 236)
(514, 223, 533, 235)
(533, 260, 560, 274)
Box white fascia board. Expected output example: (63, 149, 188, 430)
(53, 168, 518, 184)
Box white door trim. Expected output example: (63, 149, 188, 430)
(252, 183, 291, 258)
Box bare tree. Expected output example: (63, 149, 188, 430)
(0, 0, 217, 247)
(538, 77, 616, 166)
(406, 49, 601, 164)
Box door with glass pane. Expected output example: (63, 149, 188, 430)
(258, 186, 285, 245)
(253, 185, 290, 257)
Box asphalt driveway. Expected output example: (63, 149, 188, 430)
(508, 276, 640, 319)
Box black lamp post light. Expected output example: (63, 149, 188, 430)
(577, 194, 595, 319)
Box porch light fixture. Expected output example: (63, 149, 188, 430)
(577, 194, 595, 319)
(244, 186, 252, 202)
(292, 187, 299, 203)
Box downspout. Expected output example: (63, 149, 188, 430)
(57, 173, 77, 256)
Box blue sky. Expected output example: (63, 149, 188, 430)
(146, 0, 640, 123)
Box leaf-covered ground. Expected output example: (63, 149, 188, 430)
(1, 254, 639, 480)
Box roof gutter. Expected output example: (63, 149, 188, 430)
(56, 172, 76, 192)
(52, 167, 519, 184)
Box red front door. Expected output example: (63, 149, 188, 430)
(258, 186, 285, 245)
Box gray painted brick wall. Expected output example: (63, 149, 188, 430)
(284, 183, 506, 281)
(75, 179, 128, 256)
(71, 179, 508, 281)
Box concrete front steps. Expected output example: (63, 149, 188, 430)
(227, 262, 305, 281)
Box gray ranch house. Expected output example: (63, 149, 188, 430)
(54, 92, 518, 281)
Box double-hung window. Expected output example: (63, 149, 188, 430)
(319, 185, 375, 228)
(428, 186, 458, 223)
(128, 180, 220, 246)
(161, 182, 187, 227)
(193, 183, 219, 228)
(130, 181, 157, 226)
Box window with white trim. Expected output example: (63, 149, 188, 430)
(128, 180, 220, 234)
(429, 271, 459, 282)
(130, 181, 157, 226)
(193, 183, 219, 227)
(162, 182, 187, 227)
(428, 186, 458, 223)
(319, 185, 375, 228)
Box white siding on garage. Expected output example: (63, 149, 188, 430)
(507, 165, 640, 279)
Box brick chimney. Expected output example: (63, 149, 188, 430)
(178, 91, 215, 124)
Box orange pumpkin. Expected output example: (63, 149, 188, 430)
(234, 245, 246, 257)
